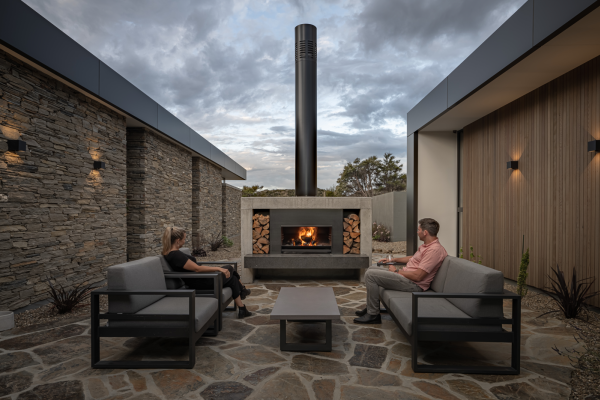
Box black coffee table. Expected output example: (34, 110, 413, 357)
(270, 287, 341, 352)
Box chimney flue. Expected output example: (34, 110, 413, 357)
(295, 24, 317, 196)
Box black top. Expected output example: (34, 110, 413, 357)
(164, 250, 196, 272)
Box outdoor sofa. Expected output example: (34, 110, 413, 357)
(91, 255, 220, 369)
(380, 256, 521, 374)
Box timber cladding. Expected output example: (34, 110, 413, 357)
(462, 55, 600, 307)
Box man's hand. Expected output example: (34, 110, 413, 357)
(378, 258, 393, 264)
(219, 268, 231, 279)
(388, 264, 397, 273)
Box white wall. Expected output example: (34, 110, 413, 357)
(417, 131, 457, 256)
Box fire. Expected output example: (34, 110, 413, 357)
(298, 227, 317, 246)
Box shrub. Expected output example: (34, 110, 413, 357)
(517, 248, 530, 296)
(540, 265, 599, 320)
(460, 246, 482, 264)
(46, 279, 94, 314)
(200, 230, 225, 251)
(372, 223, 391, 242)
(192, 248, 207, 257)
(222, 236, 234, 248)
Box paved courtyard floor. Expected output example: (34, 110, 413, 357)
(0, 279, 579, 400)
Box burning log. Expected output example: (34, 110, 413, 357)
(342, 214, 361, 254)
(252, 213, 270, 254)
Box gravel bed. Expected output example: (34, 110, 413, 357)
(504, 282, 600, 400)
(195, 240, 241, 262)
(14, 287, 108, 329)
(372, 240, 406, 254)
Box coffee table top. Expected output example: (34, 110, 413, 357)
(270, 287, 341, 320)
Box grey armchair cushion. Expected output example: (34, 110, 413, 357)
(442, 257, 504, 319)
(180, 247, 192, 256)
(388, 297, 501, 334)
(430, 257, 450, 293)
(222, 287, 233, 305)
(110, 296, 218, 332)
(380, 288, 413, 305)
(107, 257, 166, 314)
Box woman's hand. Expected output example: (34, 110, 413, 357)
(219, 268, 231, 279)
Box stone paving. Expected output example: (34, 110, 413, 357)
(0, 279, 580, 399)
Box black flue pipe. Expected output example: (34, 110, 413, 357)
(295, 24, 317, 196)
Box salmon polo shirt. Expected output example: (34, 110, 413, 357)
(403, 239, 448, 291)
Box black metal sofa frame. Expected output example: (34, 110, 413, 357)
(381, 290, 521, 374)
(91, 272, 220, 369)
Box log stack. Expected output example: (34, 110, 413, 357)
(343, 213, 361, 254)
(252, 213, 270, 254)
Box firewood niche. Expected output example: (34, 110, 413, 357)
(252, 213, 270, 254)
(343, 213, 361, 254)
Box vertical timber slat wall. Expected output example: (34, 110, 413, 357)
(462, 55, 600, 307)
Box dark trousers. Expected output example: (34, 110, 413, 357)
(184, 265, 243, 299)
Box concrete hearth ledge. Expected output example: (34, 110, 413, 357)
(241, 197, 373, 284)
(244, 254, 370, 269)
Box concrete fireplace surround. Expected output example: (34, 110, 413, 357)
(241, 197, 372, 283)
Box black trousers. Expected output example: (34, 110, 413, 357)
(183, 265, 243, 299)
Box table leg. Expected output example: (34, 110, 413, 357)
(280, 320, 333, 352)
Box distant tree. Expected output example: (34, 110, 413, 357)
(376, 153, 406, 192)
(242, 185, 265, 197)
(336, 156, 380, 197)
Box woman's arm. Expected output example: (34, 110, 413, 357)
(182, 259, 230, 278)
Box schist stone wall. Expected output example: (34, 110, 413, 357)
(0, 49, 127, 310)
(222, 183, 242, 239)
(192, 157, 223, 246)
(126, 127, 193, 260)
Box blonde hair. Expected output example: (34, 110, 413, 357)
(162, 226, 186, 255)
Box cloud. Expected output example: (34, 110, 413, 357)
(22, 0, 526, 189)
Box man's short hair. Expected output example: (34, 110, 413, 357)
(419, 218, 440, 237)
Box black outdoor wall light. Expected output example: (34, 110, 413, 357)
(93, 161, 105, 170)
(589, 140, 600, 153)
(507, 161, 518, 170)
(7, 139, 27, 152)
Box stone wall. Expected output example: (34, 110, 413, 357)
(222, 183, 242, 239)
(0, 49, 127, 310)
(192, 157, 222, 247)
(126, 127, 192, 260)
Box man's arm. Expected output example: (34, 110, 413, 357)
(397, 268, 427, 282)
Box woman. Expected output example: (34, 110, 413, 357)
(162, 227, 252, 319)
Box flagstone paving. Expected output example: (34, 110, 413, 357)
(0, 279, 579, 399)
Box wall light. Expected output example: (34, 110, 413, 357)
(7, 140, 27, 152)
(93, 161, 105, 170)
(588, 140, 600, 153)
(507, 161, 518, 170)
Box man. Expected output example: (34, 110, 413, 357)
(354, 218, 448, 324)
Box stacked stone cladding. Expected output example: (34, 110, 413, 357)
(192, 157, 222, 247)
(0, 50, 127, 310)
(126, 127, 192, 260)
(222, 183, 242, 240)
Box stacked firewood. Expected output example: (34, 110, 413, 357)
(343, 213, 361, 254)
(252, 213, 270, 254)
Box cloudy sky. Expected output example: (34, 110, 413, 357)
(23, 0, 526, 189)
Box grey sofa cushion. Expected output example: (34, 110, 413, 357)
(442, 257, 504, 319)
(110, 296, 218, 332)
(430, 257, 450, 293)
(388, 297, 501, 334)
(222, 287, 233, 305)
(180, 247, 192, 256)
(107, 257, 166, 314)
(381, 288, 413, 305)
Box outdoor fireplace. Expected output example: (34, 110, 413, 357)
(281, 226, 332, 253)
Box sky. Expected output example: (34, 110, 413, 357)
(23, 0, 527, 189)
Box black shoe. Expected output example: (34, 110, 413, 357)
(238, 305, 252, 319)
(240, 287, 251, 300)
(353, 314, 382, 324)
(355, 307, 368, 317)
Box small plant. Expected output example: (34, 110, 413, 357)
(459, 247, 463, 258)
(372, 223, 391, 242)
(192, 248, 207, 257)
(200, 230, 225, 251)
(222, 236, 233, 248)
(539, 265, 599, 320)
(46, 279, 94, 314)
(517, 248, 530, 296)
(462, 245, 482, 264)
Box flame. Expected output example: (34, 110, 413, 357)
(298, 227, 317, 246)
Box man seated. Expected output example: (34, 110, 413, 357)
(354, 218, 448, 324)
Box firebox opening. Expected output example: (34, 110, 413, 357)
(281, 225, 332, 254)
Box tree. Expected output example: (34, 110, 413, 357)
(376, 153, 406, 192)
(242, 185, 265, 197)
(336, 156, 381, 197)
